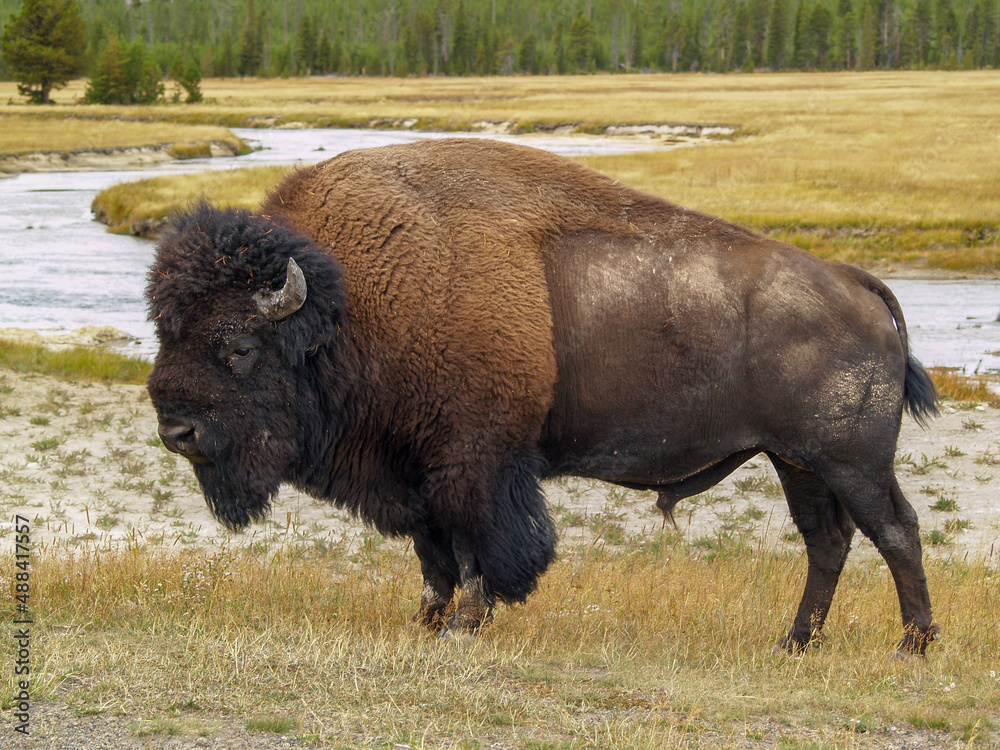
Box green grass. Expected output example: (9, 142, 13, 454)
(0, 337, 151, 384)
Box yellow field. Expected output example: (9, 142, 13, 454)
(92, 165, 292, 234)
(0, 113, 246, 157)
(4, 539, 998, 746)
(17, 71, 992, 271)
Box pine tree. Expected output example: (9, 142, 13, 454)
(84, 34, 164, 104)
(963, 0, 989, 67)
(912, 0, 932, 65)
(731, 1, 751, 69)
(215, 31, 236, 77)
(518, 31, 539, 73)
(792, 0, 807, 67)
(836, 0, 855, 67)
(568, 13, 597, 71)
(317, 31, 332, 74)
(1, 0, 87, 103)
(749, 0, 770, 66)
(627, 5, 643, 70)
(766, 0, 789, 68)
(552, 20, 567, 73)
(808, 3, 833, 67)
(296, 13, 318, 74)
(859, 0, 877, 67)
(179, 57, 202, 102)
(933, 0, 957, 67)
(451, 1, 470, 74)
(658, 7, 686, 71)
(238, 0, 265, 76)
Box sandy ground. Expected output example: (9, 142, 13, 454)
(1, 358, 997, 563)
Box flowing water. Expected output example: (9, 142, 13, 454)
(0, 128, 997, 373)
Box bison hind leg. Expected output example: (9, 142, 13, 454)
(477, 451, 558, 605)
(768, 453, 856, 653)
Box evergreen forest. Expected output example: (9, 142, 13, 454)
(1, 0, 998, 82)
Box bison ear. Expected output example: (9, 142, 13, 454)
(254, 258, 307, 321)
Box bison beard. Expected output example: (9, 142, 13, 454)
(147, 138, 941, 655)
(191, 429, 293, 531)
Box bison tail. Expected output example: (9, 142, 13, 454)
(478, 452, 558, 605)
(848, 266, 940, 428)
(903, 357, 940, 428)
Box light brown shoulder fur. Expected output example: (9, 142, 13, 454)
(261, 138, 630, 464)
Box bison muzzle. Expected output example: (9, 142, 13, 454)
(146, 138, 940, 655)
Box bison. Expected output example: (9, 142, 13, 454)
(146, 138, 940, 654)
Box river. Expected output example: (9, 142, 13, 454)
(0, 128, 997, 374)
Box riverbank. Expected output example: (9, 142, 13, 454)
(6, 72, 1000, 272)
(0, 140, 246, 177)
(0, 114, 252, 177)
(89, 157, 1000, 277)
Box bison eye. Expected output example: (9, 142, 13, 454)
(224, 334, 260, 374)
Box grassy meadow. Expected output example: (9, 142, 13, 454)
(92, 165, 293, 234)
(0, 337, 151, 385)
(0, 114, 247, 158)
(3, 533, 999, 747)
(27, 70, 994, 272)
(3, 71, 1000, 746)
(0, 349, 999, 746)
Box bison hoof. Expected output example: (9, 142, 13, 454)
(894, 622, 941, 658)
(437, 628, 477, 648)
(409, 607, 447, 633)
(772, 633, 824, 655)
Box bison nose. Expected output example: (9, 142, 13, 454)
(158, 419, 210, 464)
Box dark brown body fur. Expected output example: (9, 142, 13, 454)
(148, 138, 938, 652)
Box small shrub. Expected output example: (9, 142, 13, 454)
(923, 529, 952, 546)
(31, 437, 61, 451)
(929, 496, 959, 512)
(944, 518, 972, 533)
(246, 715, 296, 733)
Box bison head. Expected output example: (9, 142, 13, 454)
(146, 204, 351, 530)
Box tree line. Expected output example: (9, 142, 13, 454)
(2, 0, 998, 100)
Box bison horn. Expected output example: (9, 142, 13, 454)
(254, 258, 307, 321)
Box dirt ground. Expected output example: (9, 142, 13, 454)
(1, 358, 997, 563)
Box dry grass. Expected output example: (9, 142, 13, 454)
(0, 356, 997, 745)
(0, 114, 246, 157)
(53, 70, 998, 270)
(2, 539, 998, 746)
(93, 165, 292, 234)
(930, 368, 1000, 407)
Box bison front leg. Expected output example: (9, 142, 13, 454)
(442, 535, 496, 636)
(410, 528, 459, 631)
